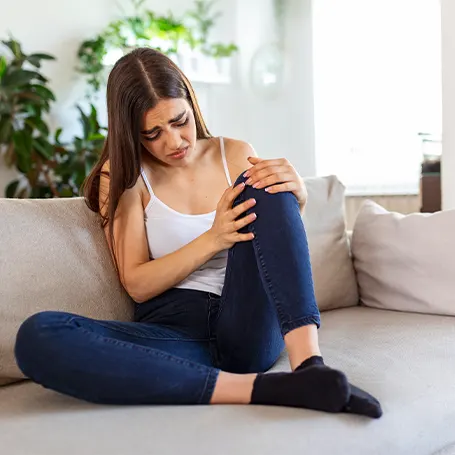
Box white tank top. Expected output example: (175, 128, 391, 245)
(141, 137, 232, 296)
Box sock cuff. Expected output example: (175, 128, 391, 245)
(296, 355, 324, 371)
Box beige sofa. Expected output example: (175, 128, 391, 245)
(1, 176, 454, 455)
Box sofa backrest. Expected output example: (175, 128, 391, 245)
(0, 197, 133, 385)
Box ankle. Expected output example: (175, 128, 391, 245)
(289, 351, 322, 371)
(284, 325, 321, 370)
(295, 355, 324, 371)
(210, 372, 257, 404)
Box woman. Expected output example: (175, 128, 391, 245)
(14, 48, 381, 418)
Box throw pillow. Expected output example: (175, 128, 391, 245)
(352, 200, 455, 316)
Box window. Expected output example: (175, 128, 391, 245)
(312, 0, 442, 195)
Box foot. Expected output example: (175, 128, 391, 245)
(297, 356, 383, 419)
(251, 364, 350, 413)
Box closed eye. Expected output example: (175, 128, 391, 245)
(175, 117, 189, 128)
(145, 117, 189, 142)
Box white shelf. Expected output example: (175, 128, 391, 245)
(171, 52, 232, 85)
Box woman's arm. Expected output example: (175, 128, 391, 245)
(99, 162, 221, 303)
(99, 161, 254, 303)
(125, 230, 220, 303)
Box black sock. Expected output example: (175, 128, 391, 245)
(296, 356, 383, 419)
(251, 363, 349, 413)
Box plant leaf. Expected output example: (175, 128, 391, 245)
(12, 130, 33, 173)
(87, 133, 105, 141)
(27, 53, 55, 62)
(5, 179, 20, 198)
(0, 116, 12, 144)
(25, 117, 49, 136)
(76, 105, 91, 139)
(0, 56, 7, 81)
(55, 127, 63, 144)
(2, 39, 23, 59)
(33, 137, 53, 160)
(30, 84, 56, 101)
(2, 69, 46, 87)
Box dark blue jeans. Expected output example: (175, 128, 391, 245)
(14, 174, 321, 405)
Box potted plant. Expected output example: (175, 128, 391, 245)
(76, 0, 238, 93)
(0, 37, 57, 197)
(1, 37, 106, 198)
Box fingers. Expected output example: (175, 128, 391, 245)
(243, 158, 290, 178)
(245, 165, 282, 182)
(247, 156, 262, 164)
(264, 182, 297, 194)
(235, 232, 255, 242)
(250, 172, 293, 189)
(220, 182, 245, 211)
(230, 197, 256, 219)
(233, 212, 257, 231)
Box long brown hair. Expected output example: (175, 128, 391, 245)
(82, 47, 212, 272)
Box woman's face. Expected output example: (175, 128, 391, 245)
(140, 98, 197, 166)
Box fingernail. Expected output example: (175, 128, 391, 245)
(252, 213, 257, 218)
(243, 171, 250, 178)
(246, 178, 252, 185)
(250, 198, 256, 204)
(252, 182, 259, 188)
(264, 188, 269, 192)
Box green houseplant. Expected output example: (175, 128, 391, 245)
(1, 38, 106, 198)
(0, 38, 57, 197)
(77, 0, 238, 93)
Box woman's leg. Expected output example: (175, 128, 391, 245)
(212, 173, 382, 417)
(15, 310, 221, 405)
(214, 172, 321, 374)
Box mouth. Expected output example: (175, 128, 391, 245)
(168, 147, 188, 159)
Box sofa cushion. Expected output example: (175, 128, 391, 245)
(303, 175, 358, 311)
(352, 200, 455, 316)
(0, 307, 454, 455)
(0, 198, 134, 385)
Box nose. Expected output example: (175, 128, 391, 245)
(165, 129, 182, 151)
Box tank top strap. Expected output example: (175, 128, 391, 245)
(219, 137, 232, 187)
(140, 167, 155, 197)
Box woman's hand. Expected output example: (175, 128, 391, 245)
(243, 156, 308, 210)
(207, 182, 257, 252)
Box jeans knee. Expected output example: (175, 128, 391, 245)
(15, 311, 69, 376)
(234, 171, 299, 209)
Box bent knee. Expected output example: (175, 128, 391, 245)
(233, 171, 298, 206)
(15, 311, 73, 374)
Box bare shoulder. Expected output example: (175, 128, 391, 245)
(98, 159, 143, 219)
(101, 159, 110, 174)
(222, 137, 258, 182)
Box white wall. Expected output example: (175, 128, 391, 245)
(441, 0, 455, 209)
(0, 0, 316, 194)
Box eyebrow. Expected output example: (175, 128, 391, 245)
(140, 110, 187, 135)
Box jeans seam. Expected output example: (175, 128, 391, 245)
(249, 223, 290, 333)
(70, 325, 212, 374)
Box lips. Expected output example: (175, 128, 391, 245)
(169, 147, 188, 158)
